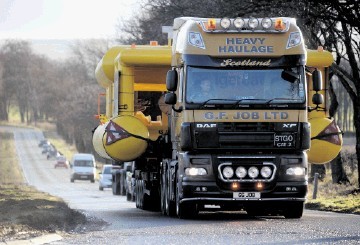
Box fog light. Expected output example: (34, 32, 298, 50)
(248, 17, 259, 29)
(234, 17, 245, 29)
(261, 17, 272, 29)
(256, 182, 263, 189)
(223, 166, 234, 178)
(286, 167, 305, 176)
(248, 166, 259, 178)
(260, 166, 272, 178)
(220, 17, 231, 29)
(231, 182, 240, 190)
(185, 167, 207, 176)
(235, 166, 247, 178)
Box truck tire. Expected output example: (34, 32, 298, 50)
(176, 173, 198, 219)
(135, 179, 153, 210)
(112, 173, 121, 195)
(126, 189, 132, 201)
(119, 169, 126, 196)
(160, 166, 167, 215)
(166, 168, 176, 217)
(283, 202, 304, 219)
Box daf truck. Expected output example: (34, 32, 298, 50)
(92, 17, 342, 219)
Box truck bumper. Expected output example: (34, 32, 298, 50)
(180, 180, 307, 205)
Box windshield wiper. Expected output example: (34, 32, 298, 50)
(234, 99, 268, 107)
(265, 98, 302, 105)
(199, 99, 239, 108)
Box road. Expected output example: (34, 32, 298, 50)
(3, 126, 360, 244)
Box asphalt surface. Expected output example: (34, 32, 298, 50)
(3, 126, 360, 245)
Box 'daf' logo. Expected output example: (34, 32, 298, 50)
(196, 123, 217, 128)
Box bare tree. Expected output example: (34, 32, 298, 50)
(1, 40, 33, 123)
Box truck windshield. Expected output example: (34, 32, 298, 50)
(185, 67, 305, 106)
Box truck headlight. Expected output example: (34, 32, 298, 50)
(248, 166, 259, 178)
(220, 17, 231, 30)
(261, 17, 272, 29)
(185, 167, 207, 176)
(260, 166, 272, 178)
(234, 17, 245, 29)
(235, 166, 247, 178)
(248, 17, 259, 29)
(286, 167, 305, 176)
(222, 166, 234, 178)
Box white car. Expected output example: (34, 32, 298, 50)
(99, 165, 113, 191)
(70, 153, 96, 183)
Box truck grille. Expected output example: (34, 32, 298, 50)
(195, 122, 282, 149)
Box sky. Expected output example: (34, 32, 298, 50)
(0, 0, 141, 39)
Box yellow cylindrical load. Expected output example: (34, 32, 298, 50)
(92, 122, 111, 160)
(308, 117, 343, 164)
(102, 115, 149, 161)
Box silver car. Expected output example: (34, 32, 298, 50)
(99, 165, 113, 191)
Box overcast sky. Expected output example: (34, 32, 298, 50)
(0, 0, 140, 39)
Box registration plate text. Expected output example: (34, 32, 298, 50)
(233, 192, 260, 199)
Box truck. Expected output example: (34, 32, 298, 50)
(92, 17, 343, 219)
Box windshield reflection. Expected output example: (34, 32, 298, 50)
(186, 67, 305, 105)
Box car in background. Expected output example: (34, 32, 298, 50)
(99, 164, 114, 191)
(38, 139, 49, 147)
(41, 143, 52, 154)
(54, 155, 68, 169)
(47, 148, 61, 160)
(70, 153, 96, 183)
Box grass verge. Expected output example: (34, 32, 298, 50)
(0, 130, 103, 242)
(306, 178, 360, 215)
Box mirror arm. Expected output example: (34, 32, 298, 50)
(308, 105, 326, 112)
(172, 105, 183, 113)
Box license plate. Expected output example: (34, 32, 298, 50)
(233, 192, 260, 199)
(274, 134, 295, 148)
(80, 175, 88, 179)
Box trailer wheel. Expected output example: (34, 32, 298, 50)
(135, 179, 141, 208)
(160, 165, 167, 215)
(126, 188, 132, 201)
(119, 170, 126, 196)
(283, 202, 304, 219)
(112, 173, 121, 195)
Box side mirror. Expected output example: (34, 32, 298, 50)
(165, 92, 177, 105)
(166, 70, 178, 91)
(312, 70, 322, 91)
(281, 70, 299, 83)
(312, 93, 324, 105)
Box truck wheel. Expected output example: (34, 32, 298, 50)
(166, 169, 176, 217)
(126, 190, 132, 201)
(160, 167, 167, 215)
(135, 179, 140, 208)
(119, 170, 126, 196)
(176, 174, 198, 219)
(112, 174, 121, 195)
(283, 202, 304, 219)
